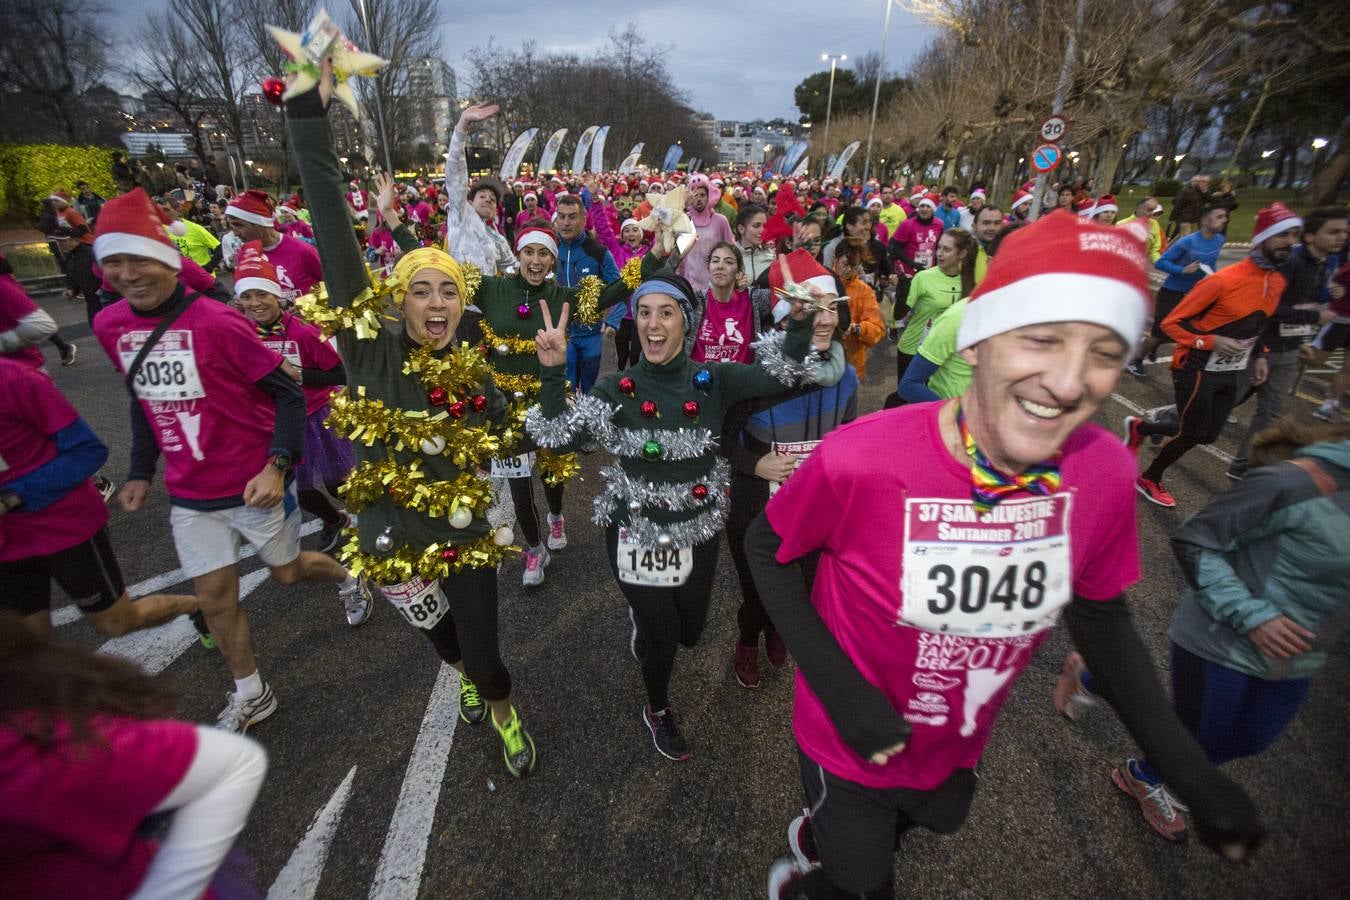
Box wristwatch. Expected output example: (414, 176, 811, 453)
(269, 453, 293, 474)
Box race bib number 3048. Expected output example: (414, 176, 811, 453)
(900, 494, 1072, 637)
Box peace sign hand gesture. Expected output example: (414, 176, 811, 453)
(535, 299, 571, 368)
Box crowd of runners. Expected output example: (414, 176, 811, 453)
(3, 59, 1349, 899)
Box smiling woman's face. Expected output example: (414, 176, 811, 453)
(403, 267, 462, 350)
(636, 292, 686, 365)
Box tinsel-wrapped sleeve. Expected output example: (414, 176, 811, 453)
(715, 313, 818, 408)
(523, 362, 615, 453)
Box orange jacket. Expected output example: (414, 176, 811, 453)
(841, 275, 885, 380)
(1162, 256, 1285, 370)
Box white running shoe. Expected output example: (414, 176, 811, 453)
(339, 576, 373, 626)
(546, 513, 568, 551)
(216, 683, 278, 733)
(522, 545, 550, 587)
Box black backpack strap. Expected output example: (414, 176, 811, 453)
(124, 292, 201, 395)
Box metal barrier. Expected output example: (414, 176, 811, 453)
(1, 239, 66, 291)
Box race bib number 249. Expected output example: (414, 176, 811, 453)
(900, 494, 1072, 637)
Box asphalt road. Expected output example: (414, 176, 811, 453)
(29, 270, 1350, 899)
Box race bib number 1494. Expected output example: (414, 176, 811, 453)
(900, 494, 1072, 637)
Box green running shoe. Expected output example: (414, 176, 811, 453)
(458, 673, 488, 725)
(492, 706, 537, 778)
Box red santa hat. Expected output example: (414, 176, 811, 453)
(1011, 189, 1034, 211)
(770, 248, 837, 300)
(225, 189, 276, 227)
(233, 240, 282, 298)
(515, 225, 557, 257)
(1073, 197, 1096, 217)
(955, 210, 1150, 352)
(916, 193, 939, 211)
(909, 184, 928, 200)
(620, 217, 641, 231)
(92, 188, 181, 271)
(47, 190, 74, 204)
(1251, 203, 1302, 246)
(1093, 194, 1118, 216)
(522, 191, 538, 202)
(970, 187, 987, 201)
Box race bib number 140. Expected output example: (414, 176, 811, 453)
(900, 494, 1072, 637)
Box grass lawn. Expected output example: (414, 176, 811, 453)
(1115, 185, 1341, 242)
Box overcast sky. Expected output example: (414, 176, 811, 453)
(117, 1, 936, 121)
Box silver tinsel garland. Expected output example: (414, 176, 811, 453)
(525, 393, 717, 461)
(592, 457, 734, 549)
(751, 329, 823, 386)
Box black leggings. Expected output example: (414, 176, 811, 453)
(604, 524, 721, 710)
(390, 565, 512, 701)
(1139, 367, 1241, 483)
(298, 484, 345, 527)
(614, 318, 641, 370)
(508, 475, 564, 549)
(882, 352, 915, 409)
(726, 473, 772, 645)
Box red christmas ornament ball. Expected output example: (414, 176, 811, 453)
(682, 400, 700, 418)
(471, 394, 488, 412)
(692, 483, 709, 501)
(440, 546, 460, 562)
(449, 401, 467, 419)
(261, 77, 286, 108)
(427, 386, 448, 406)
(640, 400, 658, 418)
(618, 376, 636, 396)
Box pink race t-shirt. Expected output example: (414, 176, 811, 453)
(258, 311, 342, 414)
(0, 274, 48, 369)
(0, 358, 109, 561)
(766, 401, 1139, 790)
(691, 290, 756, 364)
(0, 715, 197, 899)
(263, 233, 323, 303)
(94, 296, 284, 502)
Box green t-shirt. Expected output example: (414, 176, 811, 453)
(898, 266, 962, 354)
(172, 219, 220, 267)
(917, 297, 971, 399)
(876, 203, 906, 239)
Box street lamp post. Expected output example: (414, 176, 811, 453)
(863, 0, 898, 184)
(820, 52, 846, 178)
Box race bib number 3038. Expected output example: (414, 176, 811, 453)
(118, 330, 206, 401)
(900, 494, 1072, 637)
(616, 527, 692, 587)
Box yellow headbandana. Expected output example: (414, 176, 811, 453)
(390, 247, 466, 306)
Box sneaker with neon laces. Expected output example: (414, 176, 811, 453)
(768, 855, 820, 900)
(1122, 415, 1145, 454)
(1052, 651, 1096, 721)
(216, 683, 277, 733)
(521, 545, 550, 587)
(339, 576, 373, 626)
(1135, 476, 1176, 507)
(765, 626, 788, 667)
(734, 642, 761, 689)
(1313, 399, 1340, 422)
(643, 704, 691, 761)
(546, 513, 568, 551)
(492, 706, 537, 777)
(787, 811, 819, 869)
(1112, 758, 1187, 842)
(458, 673, 488, 725)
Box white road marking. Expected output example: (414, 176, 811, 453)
(369, 663, 461, 900)
(268, 765, 359, 900)
(98, 567, 271, 673)
(1109, 393, 1234, 464)
(52, 519, 325, 629)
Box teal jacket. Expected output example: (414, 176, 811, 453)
(1169, 441, 1350, 680)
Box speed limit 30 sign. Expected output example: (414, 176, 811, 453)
(1039, 115, 1068, 143)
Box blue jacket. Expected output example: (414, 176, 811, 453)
(556, 231, 620, 338)
(934, 205, 962, 230)
(1155, 230, 1224, 295)
(1169, 440, 1350, 680)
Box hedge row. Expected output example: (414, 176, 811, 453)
(0, 144, 119, 226)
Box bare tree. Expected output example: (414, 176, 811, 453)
(0, 0, 111, 141)
(173, 0, 248, 157)
(236, 0, 318, 81)
(126, 13, 215, 166)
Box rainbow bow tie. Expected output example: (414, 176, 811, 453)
(957, 404, 1062, 513)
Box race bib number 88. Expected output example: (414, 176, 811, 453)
(617, 527, 692, 586)
(900, 494, 1072, 637)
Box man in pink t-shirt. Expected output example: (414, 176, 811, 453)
(92, 189, 371, 734)
(748, 211, 1262, 899)
(225, 188, 324, 303)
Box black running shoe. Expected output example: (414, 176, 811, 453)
(643, 705, 691, 761)
(318, 512, 353, 554)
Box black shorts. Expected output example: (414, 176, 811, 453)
(0, 527, 126, 616)
(1311, 321, 1350, 352)
(1150, 287, 1187, 341)
(799, 748, 978, 894)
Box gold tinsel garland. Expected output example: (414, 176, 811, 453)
(326, 388, 506, 469)
(292, 280, 392, 340)
(620, 255, 643, 289)
(538, 449, 581, 485)
(339, 532, 514, 584)
(339, 458, 494, 519)
(402, 340, 494, 396)
(479, 319, 536, 356)
(491, 371, 543, 396)
(571, 275, 603, 326)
